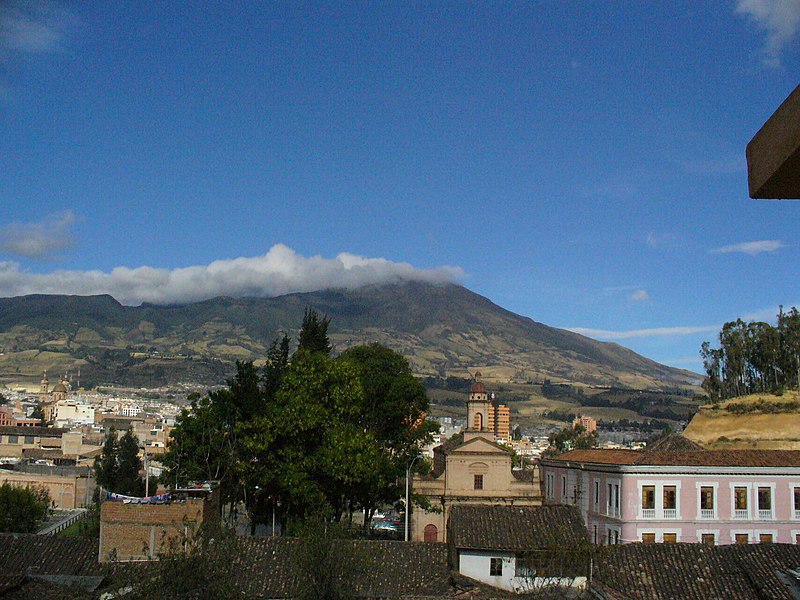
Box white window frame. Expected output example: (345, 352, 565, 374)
(730, 529, 753, 544)
(754, 482, 776, 520)
(696, 482, 718, 520)
(593, 479, 600, 511)
(606, 525, 621, 545)
(729, 482, 752, 520)
(696, 529, 719, 545)
(607, 478, 621, 518)
(754, 529, 778, 543)
(793, 484, 800, 520)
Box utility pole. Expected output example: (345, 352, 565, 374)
(405, 454, 423, 542)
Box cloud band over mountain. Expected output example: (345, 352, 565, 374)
(0, 244, 463, 306)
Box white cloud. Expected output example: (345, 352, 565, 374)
(709, 240, 787, 255)
(0, 1, 71, 54)
(630, 289, 650, 302)
(0, 244, 464, 306)
(0, 210, 79, 259)
(736, 0, 800, 66)
(568, 325, 720, 340)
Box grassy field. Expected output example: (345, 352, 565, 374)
(683, 391, 800, 449)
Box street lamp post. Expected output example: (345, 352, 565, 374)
(404, 454, 423, 542)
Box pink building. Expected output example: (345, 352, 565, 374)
(539, 436, 800, 546)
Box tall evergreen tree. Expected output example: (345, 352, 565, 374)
(297, 308, 331, 356)
(95, 429, 119, 491)
(117, 429, 145, 496)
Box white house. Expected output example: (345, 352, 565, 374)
(446, 504, 588, 594)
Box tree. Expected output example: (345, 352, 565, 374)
(701, 307, 800, 400)
(0, 483, 50, 533)
(337, 344, 437, 523)
(95, 428, 145, 496)
(95, 429, 120, 491)
(542, 425, 597, 457)
(297, 308, 331, 355)
(117, 429, 145, 496)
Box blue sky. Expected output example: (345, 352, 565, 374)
(1, 1, 799, 373)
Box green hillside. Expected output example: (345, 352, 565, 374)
(0, 282, 700, 391)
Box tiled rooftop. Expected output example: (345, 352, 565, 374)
(448, 505, 586, 552)
(594, 542, 800, 600)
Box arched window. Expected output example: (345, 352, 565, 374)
(473, 412, 483, 430)
(423, 524, 438, 542)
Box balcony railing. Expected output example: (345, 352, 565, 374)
(641, 508, 655, 519)
(758, 509, 773, 520)
(734, 509, 749, 519)
(700, 509, 715, 519)
(663, 508, 677, 519)
(795, 509, 800, 520)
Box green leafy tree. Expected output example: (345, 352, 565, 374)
(0, 483, 50, 533)
(337, 344, 437, 523)
(542, 425, 597, 457)
(701, 307, 800, 400)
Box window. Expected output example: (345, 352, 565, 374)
(7, 435, 17, 444)
(23, 435, 34, 444)
(593, 525, 598, 544)
(795, 487, 800, 519)
(545, 474, 554, 499)
(641, 533, 656, 543)
(562, 476, 567, 499)
(490, 558, 503, 577)
(735, 533, 749, 545)
(663, 533, 677, 544)
(700, 486, 715, 517)
(473, 413, 483, 430)
(594, 481, 599, 507)
(759, 533, 773, 544)
(641, 486, 655, 509)
(474, 474, 483, 490)
(734, 487, 748, 514)
(758, 487, 772, 518)
(663, 486, 677, 511)
(701, 533, 715, 546)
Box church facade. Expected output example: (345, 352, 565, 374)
(410, 375, 541, 542)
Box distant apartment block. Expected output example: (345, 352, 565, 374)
(539, 436, 800, 546)
(572, 415, 597, 434)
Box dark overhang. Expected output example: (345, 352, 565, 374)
(746, 84, 800, 199)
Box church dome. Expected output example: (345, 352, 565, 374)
(52, 382, 67, 393)
(470, 372, 486, 394)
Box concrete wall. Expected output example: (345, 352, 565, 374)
(0, 469, 94, 509)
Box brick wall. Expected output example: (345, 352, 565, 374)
(99, 492, 220, 562)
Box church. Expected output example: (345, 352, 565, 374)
(37, 371, 71, 424)
(410, 374, 541, 542)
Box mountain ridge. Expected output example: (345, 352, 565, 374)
(0, 282, 699, 389)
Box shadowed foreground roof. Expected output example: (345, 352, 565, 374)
(594, 542, 800, 600)
(448, 505, 586, 552)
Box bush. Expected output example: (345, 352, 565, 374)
(0, 483, 50, 533)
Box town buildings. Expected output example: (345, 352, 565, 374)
(410, 376, 540, 542)
(539, 435, 800, 545)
